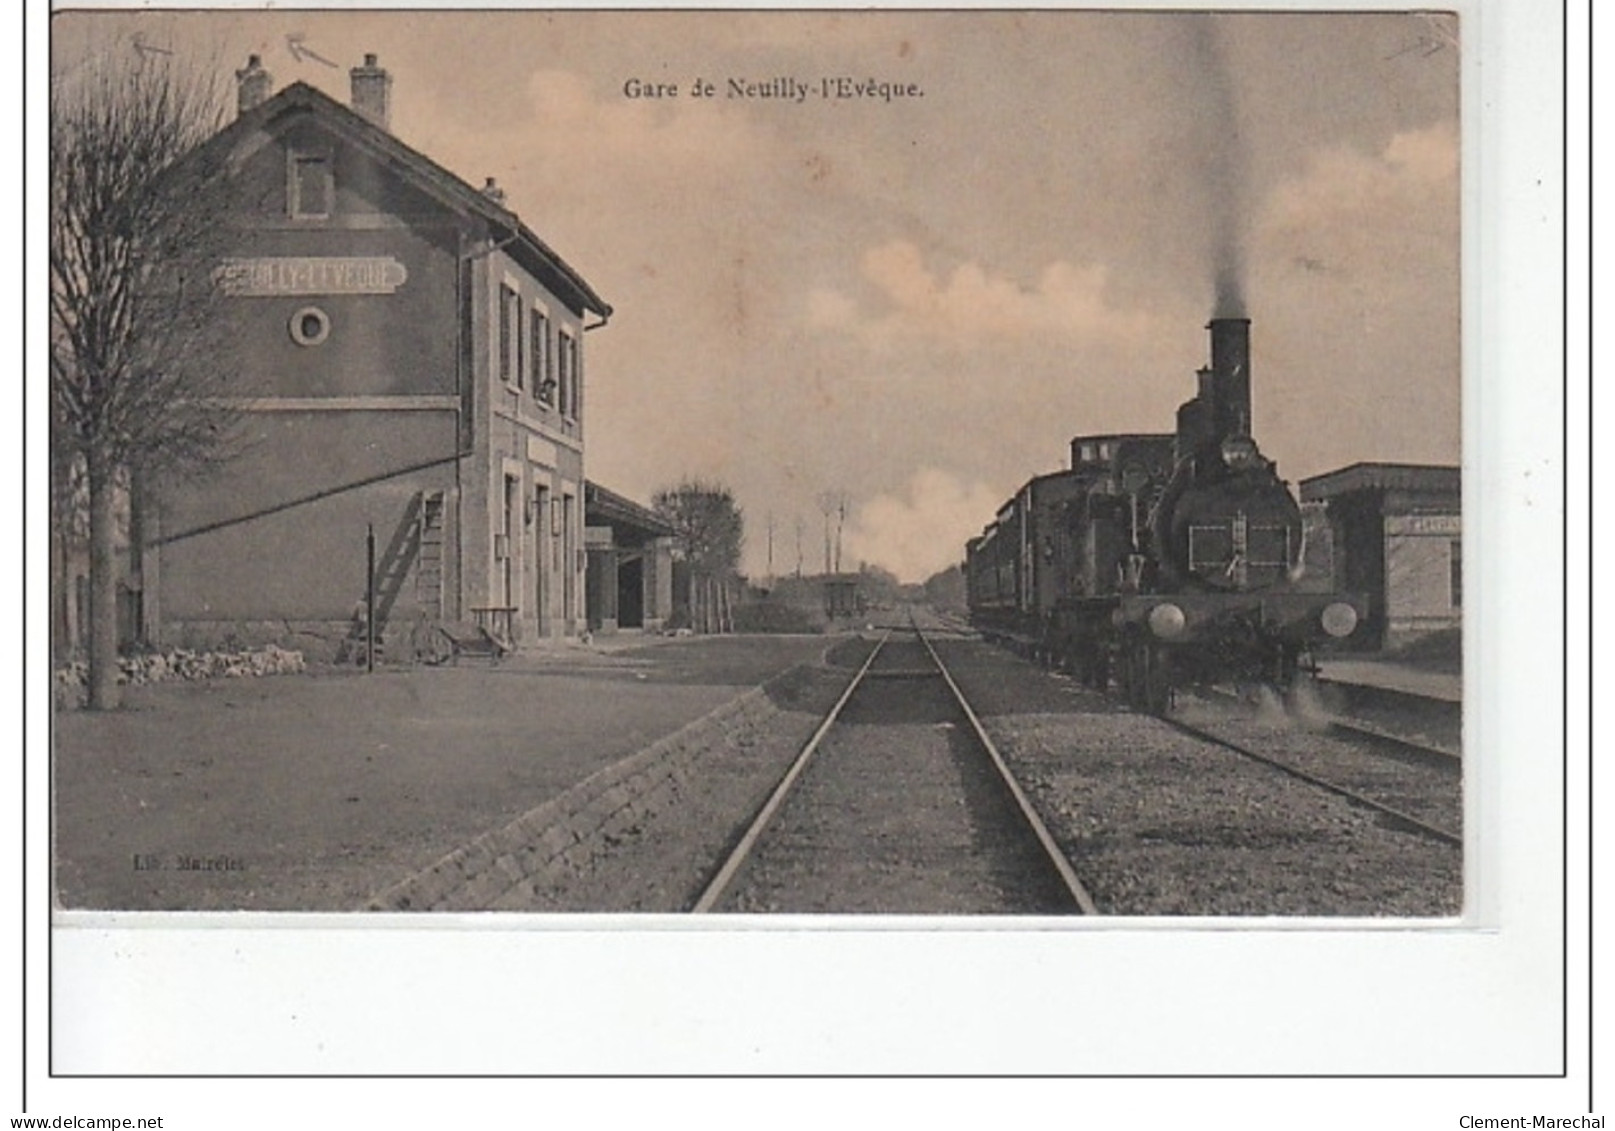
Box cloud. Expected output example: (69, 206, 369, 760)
(1259, 122, 1459, 268)
(809, 240, 1158, 351)
(841, 468, 1006, 583)
(1242, 121, 1460, 478)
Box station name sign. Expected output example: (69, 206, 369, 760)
(1385, 513, 1461, 536)
(215, 256, 408, 296)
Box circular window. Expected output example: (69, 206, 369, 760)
(288, 306, 331, 347)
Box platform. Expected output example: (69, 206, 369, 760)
(53, 633, 834, 911)
(1315, 658, 1462, 704)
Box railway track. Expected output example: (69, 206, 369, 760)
(1324, 717, 1459, 767)
(1160, 710, 1462, 847)
(1315, 675, 1463, 753)
(966, 629, 1463, 846)
(691, 619, 1097, 915)
(1190, 682, 1460, 768)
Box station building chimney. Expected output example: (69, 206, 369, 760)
(350, 53, 392, 130)
(235, 55, 272, 116)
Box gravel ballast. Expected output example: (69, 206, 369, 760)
(716, 642, 1076, 915)
(934, 639, 1463, 917)
(1172, 695, 1463, 837)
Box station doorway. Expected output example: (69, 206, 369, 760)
(616, 555, 645, 629)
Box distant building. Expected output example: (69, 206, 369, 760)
(822, 573, 865, 620)
(137, 55, 619, 659)
(1300, 463, 1461, 650)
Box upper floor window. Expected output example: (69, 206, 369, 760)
(515, 297, 527, 391)
(532, 308, 553, 405)
(289, 150, 333, 219)
(558, 330, 578, 419)
(498, 284, 523, 388)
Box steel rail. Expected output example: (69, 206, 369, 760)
(1191, 684, 1459, 769)
(689, 630, 892, 914)
(1161, 716, 1462, 847)
(1325, 719, 1461, 768)
(915, 627, 1101, 915)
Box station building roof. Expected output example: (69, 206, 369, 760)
(1299, 462, 1460, 504)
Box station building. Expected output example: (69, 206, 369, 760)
(136, 54, 649, 659)
(1299, 463, 1461, 650)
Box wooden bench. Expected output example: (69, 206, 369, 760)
(437, 617, 511, 665)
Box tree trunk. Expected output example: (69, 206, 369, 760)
(86, 451, 121, 710)
(51, 521, 71, 668)
(127, 466, 148, 650)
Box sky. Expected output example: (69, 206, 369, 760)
(52, 8, 1462, 582)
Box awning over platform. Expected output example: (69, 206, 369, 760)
(584, 480, 676, 541)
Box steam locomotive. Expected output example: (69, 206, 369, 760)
(964, 318, 1365, 712)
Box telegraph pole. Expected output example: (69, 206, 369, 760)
(834, 493, 847, 574)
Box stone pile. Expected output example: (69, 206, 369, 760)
(56, 644, 306, 694)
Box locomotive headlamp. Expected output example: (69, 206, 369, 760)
(1220, 435, 1259, 470)
(1320, 602, 1359, 638)
(1148, 602, 1187, 639)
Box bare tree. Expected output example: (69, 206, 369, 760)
(922, 563, 968, 615)
(51, 50, 243, 708)
(816, 488, 850, 575)
(816, 491, 835, 576)
(653, 479, 744, 634)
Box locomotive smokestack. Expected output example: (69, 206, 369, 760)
(1208, 317, 1252, 438)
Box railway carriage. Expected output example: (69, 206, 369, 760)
(966, 318, 1367, 712)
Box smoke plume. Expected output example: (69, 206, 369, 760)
(1183, 15, 1249, 318)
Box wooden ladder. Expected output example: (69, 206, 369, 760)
(415, 490, 446, 620)
(342, 490, 448, 665)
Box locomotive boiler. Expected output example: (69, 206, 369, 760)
(965, 318, 1366, 712)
